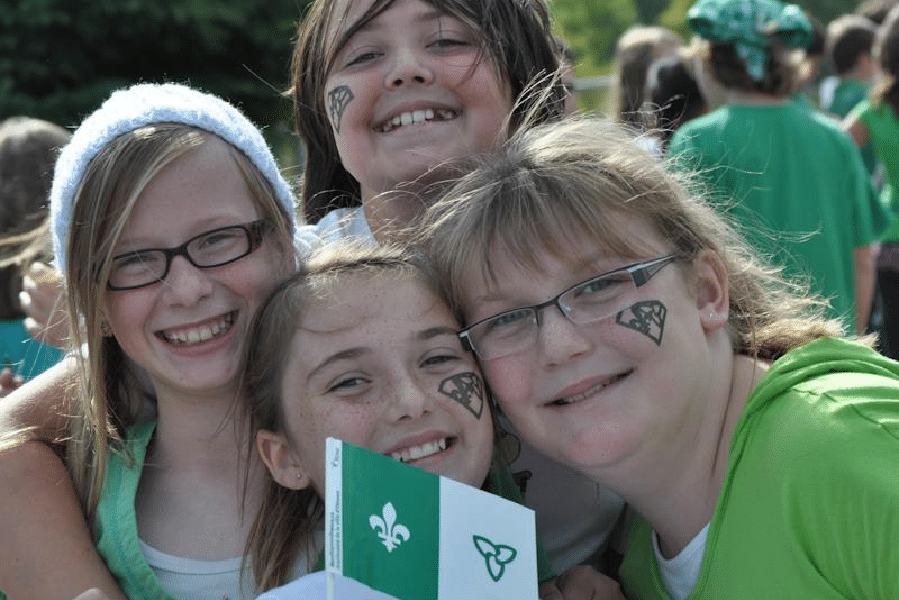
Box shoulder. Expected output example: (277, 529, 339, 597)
(743, 339, 899, 487)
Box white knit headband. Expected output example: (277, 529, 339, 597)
(49, 82, 298, 274)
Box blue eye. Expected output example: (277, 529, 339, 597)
(345, 49, 382, 67)
(483, 309, 533, 334)
(571, 274, 629, 300)
(327, 375, 370, 394)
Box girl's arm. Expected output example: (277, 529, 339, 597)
(0, 442, 127, 600)
(0, 360, 127, 599)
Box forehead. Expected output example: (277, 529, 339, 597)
(298, 271, 452, 333)
(325, 0, 463, 53)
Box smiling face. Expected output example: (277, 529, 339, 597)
(265, 271, 494, 494)
(101, 137, 287, 399)
(324, 0, 513, 201)
(458, 220, 727, 478)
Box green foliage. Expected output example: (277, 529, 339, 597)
(0, 0, 314, 130)
(551, 0, 638, 76)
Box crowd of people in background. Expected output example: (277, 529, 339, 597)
(0, 0, 897, 599)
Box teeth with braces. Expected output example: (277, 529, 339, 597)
(390, 438, 448, 463)
(377, 108, 458, 132)
(159, 313, 235, 346)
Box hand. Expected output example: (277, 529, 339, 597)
(0, 366, 24, 398)
(20, 262, 70, 350)
(540, 565, 626, 600)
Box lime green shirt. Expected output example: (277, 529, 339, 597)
(620, 338, 899, 599)
(852, 99, 899, 242)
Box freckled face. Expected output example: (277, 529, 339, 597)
(324, 0, 513, 202)
(279, 273, 494, 492)
(458, 221, 716, 477)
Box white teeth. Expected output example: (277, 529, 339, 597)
(160, 313, 235, 346)
(390, 438, 448, 463)
(379, 108, 455, 132)
(550, 372, 630, 406)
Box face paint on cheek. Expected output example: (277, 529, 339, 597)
(615, 300, 667, 346)
(438, 371, 485, 420)
(327, 85, 354, 133)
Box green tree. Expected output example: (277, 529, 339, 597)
(0, 0, 313, 130)
(552, 0, 638, 75)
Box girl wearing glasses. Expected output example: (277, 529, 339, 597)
(0, 83, 300, 599)
(420, 115, 899, 599)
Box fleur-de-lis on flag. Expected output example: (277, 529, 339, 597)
(472, 535, 518, 582)
(369, 502, 411, 553)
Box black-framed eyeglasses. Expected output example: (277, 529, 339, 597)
(458, 254, 677, 359)
(107, 219, 273, 291)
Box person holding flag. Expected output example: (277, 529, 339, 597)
(242, 241, 625, 600)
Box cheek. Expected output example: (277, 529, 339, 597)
(325, 84, 356, 134)
(481, 356, 532, 408)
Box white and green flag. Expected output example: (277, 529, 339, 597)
(325, 437, 538, 600)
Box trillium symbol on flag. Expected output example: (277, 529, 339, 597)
(472, 535, 518, 582)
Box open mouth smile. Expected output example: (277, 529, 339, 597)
(388, 437, 454, 463)
(156, 311, 237, 346)
(375, 108, 459, 133)
(547, 370, 633, 406)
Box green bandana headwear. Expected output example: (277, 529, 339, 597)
(687, 0, 813, 81)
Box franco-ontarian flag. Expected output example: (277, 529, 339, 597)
(325, 437, 538, 600)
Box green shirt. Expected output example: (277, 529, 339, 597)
(620, 338, 899, 599)
(669, 102, 888, 331)
(852, 99, 899, 242)
(826, 79, 877, 175)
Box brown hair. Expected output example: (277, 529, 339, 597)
(0, 117, 70, 318)
(872, 5, 899, 114)
(612, 26, 683, 130)
(826, 14, 877, 75)
(707, 37, 804, 96)
(418, 116, 845, 361)
(291, 0, 565, 224)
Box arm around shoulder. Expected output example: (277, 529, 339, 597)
(0, 441, 127, 600)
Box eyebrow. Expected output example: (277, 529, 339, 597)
(417, 326, 460, 341)
(307, 347, 366, 382)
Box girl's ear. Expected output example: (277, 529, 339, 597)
(694, 250, 729, 333)
(256, 430, 311, 490)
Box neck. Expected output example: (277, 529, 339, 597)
(602, 352, 768, 559)
(149, 386, 246, 471)
(726, 90, 786, 105)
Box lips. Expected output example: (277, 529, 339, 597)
(156, 311, 237, 346)
(374, 107, 459, 133)
(547, 370, 633, 406)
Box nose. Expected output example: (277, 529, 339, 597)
(385, 47, 435, 89)
(536, 305, 593, 368)
(387, 371, 435, 422)
(161, 255, 213, 305)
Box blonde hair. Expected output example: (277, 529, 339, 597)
(418, 116, 845, 360)
(65, 125, 295, 519)
(242, 240, 441, 590)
